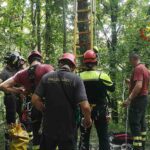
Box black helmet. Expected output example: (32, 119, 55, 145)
(4, 51, 20, 67)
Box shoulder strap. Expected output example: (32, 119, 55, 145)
(57, 71, 75, 110)
(28, 65, 38, 93)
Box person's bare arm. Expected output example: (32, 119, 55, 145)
(0, 77, 24, 94)
(32, 94, 45, 112)
(125, 78, 131, 89)
(128, 80, 142, 100)
(79, 101, 92, 128)
(123, 80, 142, 107)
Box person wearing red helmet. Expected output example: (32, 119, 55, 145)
(32, 53, 92, 150)
(79, 49, 115, 150)
(28, 50, 42, 64)
(0, 50, 54, 149)
(83, 49, 97, 63)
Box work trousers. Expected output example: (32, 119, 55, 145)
(31, 107, 42, 149)
(79, 106, 110, 150)
(4, 94, 22, 124)
(4, 94, 22, 150)
(40, 134, 76, 150)
(129, 96, 148, 150)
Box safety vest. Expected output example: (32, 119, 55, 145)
(80, 70, 113, 105)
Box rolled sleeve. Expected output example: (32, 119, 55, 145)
(134, 67, 143, 81)
(13, 72, 21, 84)
(100, 73, 113, 86)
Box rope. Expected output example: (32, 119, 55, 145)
(122, 79, 129, 149)
(122, 79, 126, 101)
(125, 107, 129, 149)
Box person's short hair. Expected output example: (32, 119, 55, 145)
(129, 53, 140, 60)
(145, 63, 149, 68)
(59, 59, 75, 69)
(28, 56, 41, 64)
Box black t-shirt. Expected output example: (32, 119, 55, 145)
(35, 70, 87, 140)
(0, 66, 17, 82)
(0, 66, 17, 97)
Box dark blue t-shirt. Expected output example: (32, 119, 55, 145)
(35, 70, 87, 140)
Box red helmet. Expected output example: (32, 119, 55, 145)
(83, 50, 97, 63)
(28, 50, 42, 62)
(59, 53, 76, 66)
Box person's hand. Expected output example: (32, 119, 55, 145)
(82, 117, 92, 128)
(36, 101, 45, 112)
(125, 79, 130, 84)
(122, 99, 130, 108)
(106, 114, 111, 122)
(15, 87, 26, 94)
(20, 94, 26, 101)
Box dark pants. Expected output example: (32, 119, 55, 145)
(4, 94, 22, 124)
(4, 94, 22, 150)
(129, 96, 148, 150)
(79, 107, 110, 150)
(21, 97, 42, 148)
(40, 134, 76, 150)
(31, 107, 42, 147)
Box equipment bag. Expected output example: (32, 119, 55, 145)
(8, 123, 30, 150)
(110, 132, 133, 145)
(109, 132, 133, 150)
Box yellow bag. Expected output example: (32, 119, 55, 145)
(8, 123, 30, 150)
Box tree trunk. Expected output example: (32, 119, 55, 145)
(109, 0, 119, 123)
(31, 0, 37, 50)
(36, 0, 41, 52)
(62, 0, 67, 53)
(45, 0, 52, 63)
(20, 0, 25, 52)
(77, 0, 90, 55)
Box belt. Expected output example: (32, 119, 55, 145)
(90, 104, 107, 110)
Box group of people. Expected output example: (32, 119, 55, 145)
(0, 49, 149, 150)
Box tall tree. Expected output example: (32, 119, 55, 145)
(109, 0, 119, 123)
(36, 0, 41, 52)
(62, 0, 67, 52)
(45, 0, 52, 62)
(31, 0, 37, 50)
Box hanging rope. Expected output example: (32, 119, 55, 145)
(122, 79, 130, 149)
